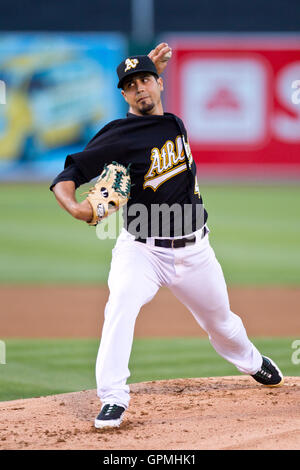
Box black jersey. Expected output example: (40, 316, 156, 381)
(50, 112, 208, 237)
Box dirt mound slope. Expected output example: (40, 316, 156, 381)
(0, 376, 299, 450)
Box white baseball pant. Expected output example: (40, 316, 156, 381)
(95, 227, 262, 409)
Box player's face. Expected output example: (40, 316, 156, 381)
(121, 73, 164, 116)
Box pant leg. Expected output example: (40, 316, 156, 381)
(95, 237, 160, 409)
(168, 235, 262, 374)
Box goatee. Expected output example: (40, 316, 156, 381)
(139, 102, 155, 115)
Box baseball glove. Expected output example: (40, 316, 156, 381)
(85, 161, 131, 226)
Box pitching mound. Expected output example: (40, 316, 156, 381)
(1, 376, 299, 450)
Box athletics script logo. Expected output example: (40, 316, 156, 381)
(144, 135, 188, 191)
(144, 134, 200, 198)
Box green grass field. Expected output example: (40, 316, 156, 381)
(0, 337, 297, 402)
(0, 183, 300, 284)
(0, 183, 299, 401)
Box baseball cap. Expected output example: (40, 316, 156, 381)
(117, 55, 158, 89)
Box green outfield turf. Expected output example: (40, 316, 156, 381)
(0, 183, 299, 285)
(0, 337, 298, 402)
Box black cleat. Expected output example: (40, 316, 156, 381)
(94, 404, 126, 429)
(251, 356, 284, 387)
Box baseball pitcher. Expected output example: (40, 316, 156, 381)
(50, 43, 283, 429)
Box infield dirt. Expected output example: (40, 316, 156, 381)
(0, 285, 299, 450)
(1, 285, 299, 337)
(0, 376, 299, 450)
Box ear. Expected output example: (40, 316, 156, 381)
(157, 77, 164, 92)
(121, 89, 129, 104)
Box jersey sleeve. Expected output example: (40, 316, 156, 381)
(63, 120, 126, 182)
(49, 163, 88, 191)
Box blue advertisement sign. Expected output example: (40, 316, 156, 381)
(0, 33, 127, 180)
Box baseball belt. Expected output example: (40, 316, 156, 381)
(135, 226, 208, 249)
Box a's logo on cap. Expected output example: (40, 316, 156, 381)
(124, 58, 139, 72)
